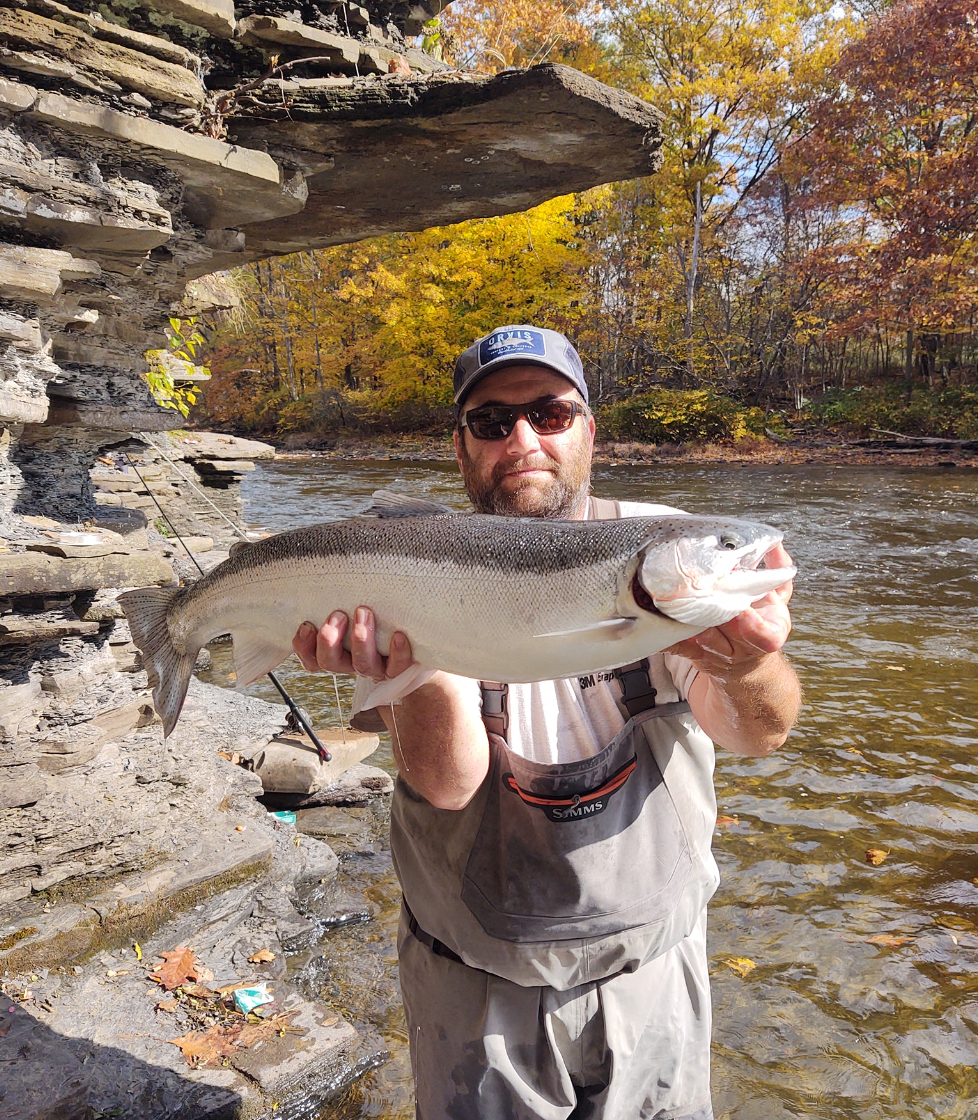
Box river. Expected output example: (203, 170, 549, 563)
(225, 457, 978, 1120)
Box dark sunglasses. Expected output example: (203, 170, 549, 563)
(458, 398, 589, 441)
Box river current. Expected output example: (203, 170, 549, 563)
(225, 457, 978, 1120)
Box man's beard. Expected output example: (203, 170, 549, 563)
(459, 441, 592, 519)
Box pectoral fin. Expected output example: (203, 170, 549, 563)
(232, 631, 292, 686)
(533, 617, 637, 641)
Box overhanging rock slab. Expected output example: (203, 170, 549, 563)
(230, 63, 664, 255)
(27, 92, 307, 230)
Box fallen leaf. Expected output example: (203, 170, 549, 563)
(716, 814, 740, 829)
(169, 1013, 303, 1069)
(133, 942, 142, 961)
(865, 933, 914, 947)
(150, 947, 206, 991)
(155, 999, 180, 1013)
(181, 983, 218, 999)
(248, 948, 277, 964)
(724, 957, 756, 978)
(215, 980, 255, 997)
(235, 1011, 301, 1048)
(866, 848, 889, 866)
(169, 1026, 235, 1069)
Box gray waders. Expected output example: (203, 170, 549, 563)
(391, 498, 720, 1119)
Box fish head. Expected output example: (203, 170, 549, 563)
(636, 517, 795, 629)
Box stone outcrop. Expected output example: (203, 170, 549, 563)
(0, 0, 661, 529)
(0, 5, 663, 1116)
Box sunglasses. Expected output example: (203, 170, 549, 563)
(458, 398, 589, 441)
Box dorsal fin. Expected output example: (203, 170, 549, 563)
(363, 489, 455, 518)
(229, 539, 253, 557)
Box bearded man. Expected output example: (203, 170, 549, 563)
(293, 325, 800, 1120)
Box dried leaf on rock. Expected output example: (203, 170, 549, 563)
(155, 999, 180, 1013)
(169, 1025, 237, 1068)
(248, 948, 277, 963)
(234, 1011, 301, 1048)
(865, 848, 889, 866)
(716, 814, 739, 829)
(169, 1012, 303, 1068)
(151, 946, 206, 991)
(724, 957, 757, 978)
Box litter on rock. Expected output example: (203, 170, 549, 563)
(268, 810, 297, 825)
(234, 983, 274, 1013)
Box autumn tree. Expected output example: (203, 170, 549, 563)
(786, 0, 978, 384)
(577, 0, 853, 392)
(201, 198, 583, 433)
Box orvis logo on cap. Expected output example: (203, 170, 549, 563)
(479, 328, 547, 366)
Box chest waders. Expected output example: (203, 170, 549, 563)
(391, 496, 719, 987)
(391, 497, 720, 1118)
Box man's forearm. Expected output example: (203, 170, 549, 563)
(689, 652, 801, 756)
(378, 672, 490, 810)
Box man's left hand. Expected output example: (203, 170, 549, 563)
(669, 542, 799, 756)
(668, 542, 794, 674)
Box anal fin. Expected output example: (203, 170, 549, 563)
(350, 663, 437, 715)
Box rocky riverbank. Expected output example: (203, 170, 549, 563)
(1, 431, 396, 1120)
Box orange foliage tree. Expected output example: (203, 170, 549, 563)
(787, 0, 978, 382)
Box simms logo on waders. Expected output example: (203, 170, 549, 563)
(502, 757, 637, 823)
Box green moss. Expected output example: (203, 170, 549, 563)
(0, 926, 37, 952)
(2, 854, 272, 973)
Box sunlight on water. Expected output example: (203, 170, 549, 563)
(222, 459, 978, 1120)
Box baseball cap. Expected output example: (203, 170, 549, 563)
(453, 325, 589, 413)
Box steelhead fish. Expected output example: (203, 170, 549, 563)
(119, 492, 795, 736)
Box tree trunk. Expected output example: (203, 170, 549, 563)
(684, 180, 702, 383)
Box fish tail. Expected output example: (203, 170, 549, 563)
(118, 586, 196, 737)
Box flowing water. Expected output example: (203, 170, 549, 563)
(223, 457, 978, 1120)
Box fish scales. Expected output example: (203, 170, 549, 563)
(119, 506, 794, 736)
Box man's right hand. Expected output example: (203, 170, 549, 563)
(292, 607, 416, 681)
(291, 606, 490, 810)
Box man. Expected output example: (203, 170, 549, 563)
(293, 325, 800, 1120)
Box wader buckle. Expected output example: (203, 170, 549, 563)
(613, 658, 658, 717)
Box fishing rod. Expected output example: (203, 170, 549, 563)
(122, 449, 332, 762)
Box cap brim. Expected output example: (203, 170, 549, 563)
(453, 357, 582, 406)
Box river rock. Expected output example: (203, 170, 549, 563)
(263, 763, 394, 809)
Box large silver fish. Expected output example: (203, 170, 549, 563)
(119, 492, 795, 736)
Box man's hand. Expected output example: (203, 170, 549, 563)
(292, 608, 415, 681)
(291, 609, 490, 810)
(669, 541, 794, 673)
(671, 543, 800, 756)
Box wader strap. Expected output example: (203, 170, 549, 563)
(613, 658, 658, 717)
(479, 499, 648, 735)
(588, 496, 622, 520)
(405, 902, 465, 964)
(480, 680, 508, 738)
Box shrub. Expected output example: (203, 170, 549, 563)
(806, 384, 978, 438)
(596, 389, 768, 444)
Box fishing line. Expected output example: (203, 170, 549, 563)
(330, 672, 348, 745)
(388, 702, 408, 773)
(121, 449, 332, 761)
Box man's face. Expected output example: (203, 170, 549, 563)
(453, 365, 595, 519)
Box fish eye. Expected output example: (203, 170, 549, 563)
(718, 532, 743, 551)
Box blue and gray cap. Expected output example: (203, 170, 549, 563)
(452, 325, 588, 413)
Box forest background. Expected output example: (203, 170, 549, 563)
(192, 0, 978, 448)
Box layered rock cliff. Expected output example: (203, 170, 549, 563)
(0, 4, 662, 1115)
